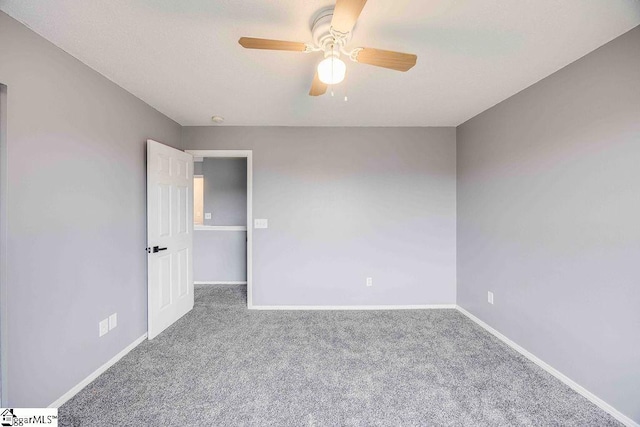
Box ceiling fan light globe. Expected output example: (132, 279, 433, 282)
(317, 56, 346, 85)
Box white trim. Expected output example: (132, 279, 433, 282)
(194, 281, 247, 285)
(185, 150, 253, 309)
(247, 153, 253, 308)
(456, 306, 639, 427)
(251, 304, 457, 311)
(186, 150, 251, 158)
(48, 333, 147, 408)
(194, 225, 247, 231)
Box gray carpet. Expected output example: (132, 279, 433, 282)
(59, 285, 619, 426)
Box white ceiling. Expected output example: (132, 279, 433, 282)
(2, 0, 639, 126)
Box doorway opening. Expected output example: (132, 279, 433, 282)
(186, 150, 253, 308)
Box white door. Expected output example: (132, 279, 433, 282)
(147, 140, 194, 339)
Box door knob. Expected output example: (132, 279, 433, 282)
(146, 246, 168, 253)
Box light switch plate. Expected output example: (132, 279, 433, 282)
(99, 319, 109, 337)
(204, 212, 212, 220)
(254, 219, 268, 229)
(108, 313, 117, 330)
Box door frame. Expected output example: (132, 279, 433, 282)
(185, 150, 254, 308)
(0, 84, 8, 406)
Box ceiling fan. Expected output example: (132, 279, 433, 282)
(238, 0, 417, 96)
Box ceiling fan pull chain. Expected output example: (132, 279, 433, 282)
(345, 81, 349, 102)
(343, 70, 349, 102)
(331, 45, 335, 88)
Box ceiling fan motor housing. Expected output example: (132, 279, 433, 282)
(311, 6, 352, 52)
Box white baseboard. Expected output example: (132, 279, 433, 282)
(194, 281, 247, 285)
(250, 304, 457, 310)
(48, 333, 147, 408)
(456, 306, 638, 427)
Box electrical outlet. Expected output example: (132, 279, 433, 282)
(108, 313, 118, 330)
(204, 212, 212, 220)
(99, 319, 109, 337)
(488, 291, 494, 305)
(366, 277, 373, 287)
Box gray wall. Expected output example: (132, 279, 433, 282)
(0, 12, 182, 407)
(0, 83, 7, 403)
(202, 158, 247, 226)
(194, 160, 203, 175)
(457, 25, 640, 422)
(194, 232, 247, 282)
(183, 127, 457, 306)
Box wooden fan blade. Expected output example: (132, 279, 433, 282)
(238, 37, 307, 52)
(331, 0, 368, 34)
(309, 72, 328, 96)
(354, 48, 417, 71)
